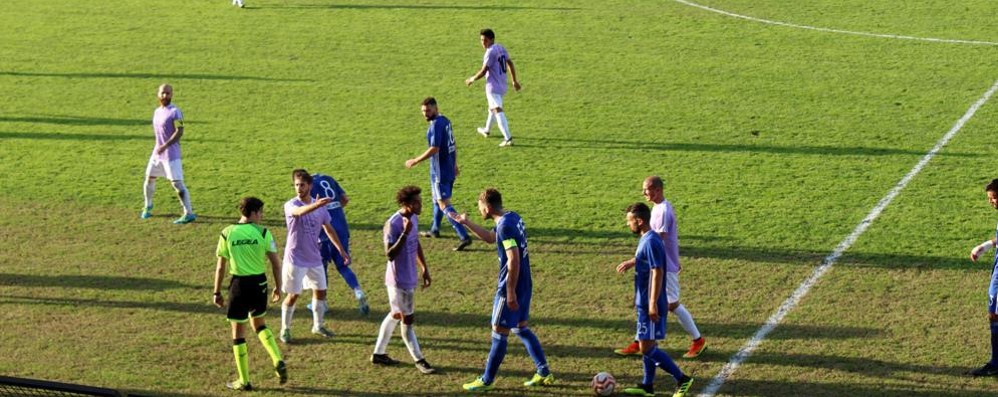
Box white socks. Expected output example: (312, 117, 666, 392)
(483, 112, 496, 132)
(374, 314, 399, 355)
(496, 112, 511, 141)
(673, 304, 701, 340)
(401, 323, 424, 361)
(281, 303, 295, 332)
(170, 180, 193, 216)
(143, 179, 155, 208)
(311, 298, 326, 330)
(354, 288, 365, 300)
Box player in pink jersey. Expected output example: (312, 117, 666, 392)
(141, 83, 196, 224)
(465, 28, 521, 147)
(615, 176, 707, 359)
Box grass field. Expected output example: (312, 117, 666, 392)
(3, 0, 998, 396)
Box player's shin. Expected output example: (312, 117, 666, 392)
(673, 305, 701, 340)
(256, 326, 283, 365)
(496, 112, 511, 141)
(374, 314, 399, 354)
(514, 327, 549, 376)
(401, 323, 424, 361)
(649, 347, 685, 380)
(482, 331, 509, 384)
(641, 354, 656, 386)
(143, 179, 155, 208)
(990, 319, 998, 365)
(233, 339, 250, 384)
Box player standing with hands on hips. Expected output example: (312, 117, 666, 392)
(212, 197, 287, 391)
(968, 179, 998, 376)
(466, 28, 521, 147)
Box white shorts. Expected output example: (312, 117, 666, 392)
(387, 286, 415, 316)
(485, 91, 504, 109)
(282, 263, 327, 295)
(666, 272, 681, 304)
(145, 157, 184, 181)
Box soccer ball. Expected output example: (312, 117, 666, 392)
(591, 371, 616, 396)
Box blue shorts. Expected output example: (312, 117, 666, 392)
(430, 180, 454, 201)
(320, 225, 350, 269)
(635, 309, 666, 341)
(492, 292, 531, 329)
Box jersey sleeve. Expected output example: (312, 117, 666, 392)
(497, 222, 518, 250)
(263, 228, 277, 253)
(172, 108, 184, 129)
(428, 122, 443, 149)
(646, 239, 666, 270)
(483, 46, 497, 67)
(384, 218, 401, 245)
(216, 231, 230, 259)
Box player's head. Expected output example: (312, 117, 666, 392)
(626, 202, 651, 235)
(421, 97, 439, 121)
(292, 168, 313, 199)
(642, 176, 664, 203)
(480, 28, 495, 48)
(986, 179, 998, 210)
(157, 83, 173, 106)
(477, 188, 503, 219)
(239, 196, 265, 221)
(396, 185, 423, 215)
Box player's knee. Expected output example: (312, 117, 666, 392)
(170, 180, 187, 194)
(253, 324, 267, 334)
(668, 302, 680, 312)
(392, 312, 403, 320)
(437, 200, 449, 210)
(492, 325, 511, 335)
(403, 314, 414, 325)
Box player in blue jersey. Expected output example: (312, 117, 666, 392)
(405, 97, 472, 251)
(618, 203, 694, 397)
(454, 188, 554, 392)
(305, 173, 369, 315)
(968, 179, 998, 376)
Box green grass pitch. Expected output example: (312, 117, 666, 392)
(2, 0, 998, 395)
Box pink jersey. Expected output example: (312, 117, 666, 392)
(283, 197, 331, 268)
(383, 211, 420, 290)
(483, 44, 510, 95)
(152, 104, 183, 162)
(650, 199, 681, 273)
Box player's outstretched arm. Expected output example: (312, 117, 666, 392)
(406, 147, 439, 169)
(453, 213, 496, 243)
(322, 223, 350, 265)
(212, 257, 227, 308)
(290, 195, 332, 217)
(266, 251, 282, 303)
(971, 239, 996, 262)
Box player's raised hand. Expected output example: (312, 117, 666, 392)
(402, 215, 413, 234)
(213, 293, 224, 308)
(314, 194, 333, 207)
(452, 212, 469, 224)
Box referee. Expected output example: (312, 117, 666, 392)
(212, 197, 288, 390)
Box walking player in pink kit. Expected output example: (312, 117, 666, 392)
(465, 28, 521, 147)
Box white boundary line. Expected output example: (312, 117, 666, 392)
(673, 0, 998, 47)
(698, 78, 998, 397)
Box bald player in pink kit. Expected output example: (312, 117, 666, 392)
(465, 28, 521, 147)
(141, 83, 196, 224)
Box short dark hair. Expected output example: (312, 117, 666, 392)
(479, 188, 503, 209)
(626, 202, 651, 224)
(292, 168, 312, 184)
(480, 28, 495, 40)
(239, 197, 264, 217)
(987, 179, 998, 193)
(421, 97, 437, 107)
(647, 176, 663, 189)
(396, 185, 422, 206)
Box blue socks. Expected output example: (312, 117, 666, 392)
(514, 327, 550, 376)
(989, 320, 998, 365)
(336, 261, 360, 290)
(647, 347, 686, 381)
(444, 205, 469, 240)
(430, 204, 442, 233)
(642, 354, 657, 385)
(482, 331, 508, 385)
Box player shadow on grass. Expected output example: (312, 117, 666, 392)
(0, 273, 198, 291)
(0, 131, 148, 141)
(0, 115, 152, 127)
(513, 136, 984, 158)
(0, 71, 312, 82)
(682, 244, 971, 270)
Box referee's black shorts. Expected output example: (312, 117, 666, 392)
(227, 274, 268, 323)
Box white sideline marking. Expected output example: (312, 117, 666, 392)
(698, 78, 998, 397)
(673, 0, 998, 47)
